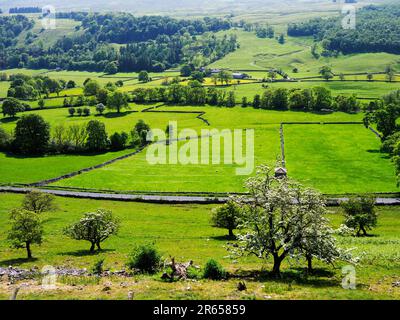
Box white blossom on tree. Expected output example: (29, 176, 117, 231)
(230, 165, 356, 276)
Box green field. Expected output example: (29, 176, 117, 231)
(0, 193, 399, 300)
(40, 106, 398, 194)
(285, 124, 397, 194)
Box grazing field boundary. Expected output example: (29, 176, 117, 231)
(1, 186, 399, 206)
(142, 105, 210, 126)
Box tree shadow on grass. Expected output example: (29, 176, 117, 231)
(0, 257, 38, 267)
(211, 235, 237, 241)
(229, 268, 339, 289)
(0, 116, 19, 124)
(367, 149, 391, 159)
(103, 111, 138, 118)
(58, 249, 115, 257)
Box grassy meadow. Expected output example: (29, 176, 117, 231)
(285, 124, 397, 194)
(44, 106, 398, 194)
(0, 193, 399, 300)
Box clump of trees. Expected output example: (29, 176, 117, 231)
(288, 4, 400, 55)
(3, 14, 237, 72)
(364, 90, 400, 182)
(2, 110, 151, 155)
(250, 87, 359, 113)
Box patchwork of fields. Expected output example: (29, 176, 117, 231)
(1, 102, 395, 194)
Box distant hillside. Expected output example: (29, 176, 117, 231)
(0, 0, 390, 15)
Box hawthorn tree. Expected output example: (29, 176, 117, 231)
(211, 201, 241, 237)
(64, 209, 120, 252)
(341, 196, 378, 237)
(22, 190, 56, 214)
(8, 209, 43, 259)
(230, 165, 352, 276)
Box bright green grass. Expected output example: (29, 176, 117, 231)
(225, 81, 400, 100)
(52, 107, 375, 193)
(0, 81, 10, 99)
(285, 124, 397, 194)
(0, 193, 399, 300)
(0, 149, 134, 185)
(208, 29, 400, 82)
(0, 104, 202, 135)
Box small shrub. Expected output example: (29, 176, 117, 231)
(126, 244, 161, 274)
(186, 266, 202, 280)
(203, 259, 226, 280)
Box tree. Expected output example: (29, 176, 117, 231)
(96, 103, 105, 115)
(107, 91, 129, 113)
(68, 107, 76, 116)
(86, 120, 109, 151)
(339, 73, 345, 81)
(211, 201, 241, 237)
(252, 94, 261, 109)
(131, 119, 151, 147)
(364, 103, 400, 139)
(8, 209, 43, 259)
(312, 86, 332, 111)
(241, 96, 248, 108)
(180, 65, 193, 77)
(104, 61, 118, 75)
(319, 66, 334, 81)
(96, 88, 109, 105)
(225, 91, 236, 107)
(191, 71, 204, 83)
(230, 165, 348, 277)
(14, 114, 50, 155)
(66, 80, 76, 88)
(83, 107, 91, 116)
(138, 70, 150, 83)
(22, 190, 55, 214)
(2, 98, 24, 118)
(341, 196, 378, 237)
(367, 73, 374, 81)
(0, 127, 11, 150)
(64, 209, 120, 252)
(110, 131, 128, 150)
(267, 70, 277, 81)
(38, 98, 45, 109)
(278, 34, 285, 44)
(83, 80, 101, 96)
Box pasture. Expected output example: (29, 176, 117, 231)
(40, 106, 397, 195)
(284, 124, 397, 194)
(0, 193, 399, 300)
